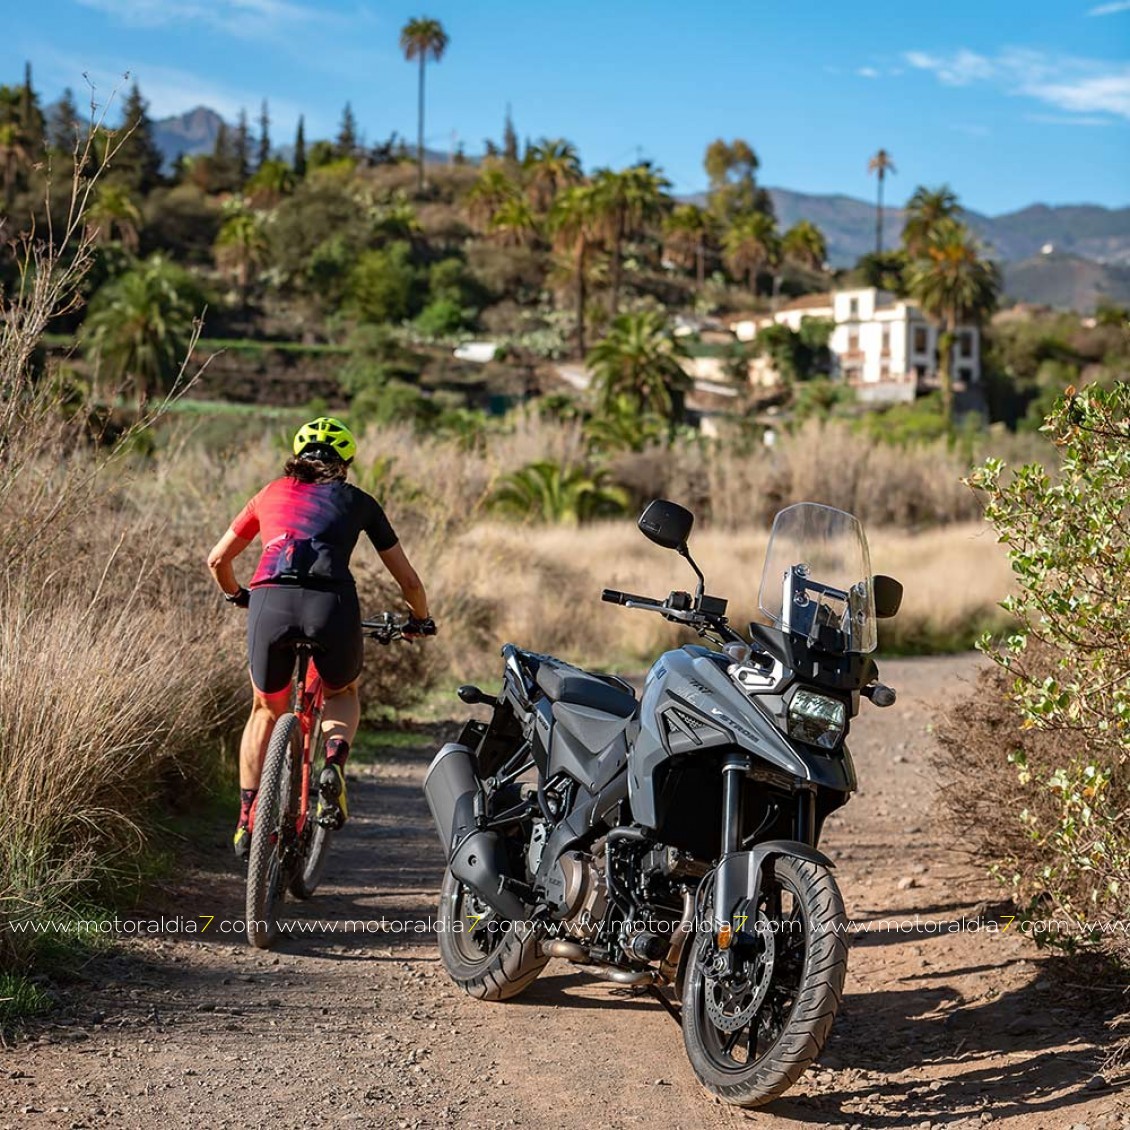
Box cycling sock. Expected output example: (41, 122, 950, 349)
(324, 738, 350, 769)
(238, 788, 258, 828)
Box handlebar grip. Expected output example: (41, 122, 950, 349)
(601, 588, 654, 606)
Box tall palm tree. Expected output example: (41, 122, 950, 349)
(488, 196, 540, 247)
(591, 163, 671, 314)
(213, 209, 269, 301)
(868, 149, 896, 255)
(586, 310, 692, 422)
(524, 138, 582, 212)
(399, 17, 449, 194)
(82, 256, 198, 407)
(903, 184, 962, 258)
(86, 181, 143, 254)
(488, 461, 629, 524)
(723, 211, 779, 294)
(662, 203, 711, 287)
(781, 219, 827, 272)
(906, 218, 999, 424)
(464, 165, 520, 229)
(550, 183, 601, 358)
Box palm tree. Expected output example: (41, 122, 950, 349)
(488, 196, 540, 247)
(781, 220, 827, 272)
(86, 181, 143, 254)
(488, 461, 629, 524)
(663, 203, 711, 287)
(591, 163, 671, 314)
(723, 211, 779, 294)
(524, 138, 582, 212)
(82, 256, 198, 407)
(586, 310, 692, 422)
(903, 185, 962, 258)
(399, 17, 449, 194)
(213, 209, 268, 301)
(550, 183, 601, 358)
(906, 218, 999, 424)
(464, 165, 520, 229)
(867, 149, 896, 255)
(583, 393, 667, 453)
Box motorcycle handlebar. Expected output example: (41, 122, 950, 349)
(601, 588, 658, 606)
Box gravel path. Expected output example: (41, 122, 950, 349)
(2, 655, 1126, 1129)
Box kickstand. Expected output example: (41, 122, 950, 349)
(649, 985, 682, 1027)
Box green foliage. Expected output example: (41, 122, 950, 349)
(0, 972, 52, 1032)
(968, 383, 1130, 953)
(586, 310, 691, 421)
(751, 317, 832, 383)
(414, 297, 471, 337)
(583, 394, 667, 453)
(347, 241, 421, 324)
(848, 249, 909, 295)
(488, 460, 630, 524)
(790, 378, 855, 423)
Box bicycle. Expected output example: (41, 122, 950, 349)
(245, 612, 436, 949)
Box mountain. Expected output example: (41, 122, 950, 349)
(152, 106, 225, 166)
(1002, 251, 1130, 313)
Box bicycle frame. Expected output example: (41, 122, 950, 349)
(292, 645, 325, 840)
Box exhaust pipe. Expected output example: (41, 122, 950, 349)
(423, 742, 527, 922)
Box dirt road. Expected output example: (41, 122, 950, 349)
(3, 655, 1126, 1129)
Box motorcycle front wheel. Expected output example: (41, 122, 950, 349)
(683, 855, 848, 1108)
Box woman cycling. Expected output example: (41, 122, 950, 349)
(207, 416, 432, 860)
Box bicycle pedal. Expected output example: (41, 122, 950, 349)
(316, 767, 346, 830)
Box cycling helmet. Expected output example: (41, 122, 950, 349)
(293, 417, 356, 463)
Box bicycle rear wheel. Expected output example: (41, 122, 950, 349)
(290, 726, 333, 900)
(246, 713, 302, 949)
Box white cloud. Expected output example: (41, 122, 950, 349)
(1088, 1, 1130, 15)
(905, 47, 1130, 120)
(856, 66, 880, 79)
(74, 0, 320, 38)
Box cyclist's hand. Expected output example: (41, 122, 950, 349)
(403, 616, 436, 640)
(224, 586, 251, 609)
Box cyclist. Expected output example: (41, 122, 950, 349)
(206, 417, 432, 860)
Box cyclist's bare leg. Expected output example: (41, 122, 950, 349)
(239, 677, 290, 789)
(321, 679, 360, 748)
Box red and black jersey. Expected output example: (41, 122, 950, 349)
(230, 478, 398, 589)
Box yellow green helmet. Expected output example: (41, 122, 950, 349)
(293, 416, 356, 463)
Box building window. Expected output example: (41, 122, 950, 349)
(914, 363, 927, 381)
(847, 328, 859, 353)
(844, 366, 861, 383)
(959, 331, 974, 358)
(848, 297, 859, 318)
(880, 325, 891, 354)
(880, 362, 890, 381)
(913, 326, 928, 354)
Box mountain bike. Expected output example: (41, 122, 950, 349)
(245, 612, 435, 949)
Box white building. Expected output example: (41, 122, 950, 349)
(729, 288, 982, 403)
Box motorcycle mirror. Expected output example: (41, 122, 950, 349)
(873, 575, 903, 619)
(638, 499, 694, 551)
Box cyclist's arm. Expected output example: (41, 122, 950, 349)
(207, 529, 252, 598)
(378, 544, 429, 621)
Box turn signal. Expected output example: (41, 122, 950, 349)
(717, 923, 733, 950)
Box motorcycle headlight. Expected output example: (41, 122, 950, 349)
(787, 689, 846, 749)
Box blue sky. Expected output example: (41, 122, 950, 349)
(4, 0, 1128, 215)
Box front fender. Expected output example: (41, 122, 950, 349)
(713, 840, 835, 931)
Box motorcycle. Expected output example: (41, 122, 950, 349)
(424, 499, 902, 1107)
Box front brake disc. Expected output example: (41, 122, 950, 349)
(703, 910, 776, 1033)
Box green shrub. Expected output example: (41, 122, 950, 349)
(347, 241, 421, 324)
(414, 297, 471, 338)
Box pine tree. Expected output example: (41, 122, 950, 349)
(257, 99, 270, 168)
(293, 114, 306, 177)
(210, 120, 240, 192)
(336, 102, 357, 158)
(502, 105, 518, 162)
(48, 87, 80, 155)
(20, 62, 46, 154)
(234, 108, 251, 185)
(117, 81, 164, 193)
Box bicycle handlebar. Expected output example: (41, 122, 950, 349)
(362, 613, 437, 646)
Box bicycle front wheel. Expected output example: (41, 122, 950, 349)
(246, 713, 302, 949)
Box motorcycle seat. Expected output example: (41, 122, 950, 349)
(535, 662, 637, 719)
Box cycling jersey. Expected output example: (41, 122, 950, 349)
(230, 478, 398, 589)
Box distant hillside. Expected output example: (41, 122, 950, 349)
(152, 106, 225, 166)
(1002, 252, 1130, 313)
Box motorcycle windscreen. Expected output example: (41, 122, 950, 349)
(758, 502, 877, 654)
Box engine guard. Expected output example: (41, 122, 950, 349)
(712, 840, 835, 932)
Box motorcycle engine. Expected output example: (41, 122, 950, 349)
(544, 849, 608, 941)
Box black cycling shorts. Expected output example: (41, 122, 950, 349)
(247, 585, 363, 695)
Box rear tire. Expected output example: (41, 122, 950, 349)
(246, 714, 302, 949)
(436, 867, 547, 1001)
(290, 727, 331, 900)
(683, 856, 848, 1108)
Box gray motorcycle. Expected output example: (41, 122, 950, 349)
(424, 499, 902, 1107)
